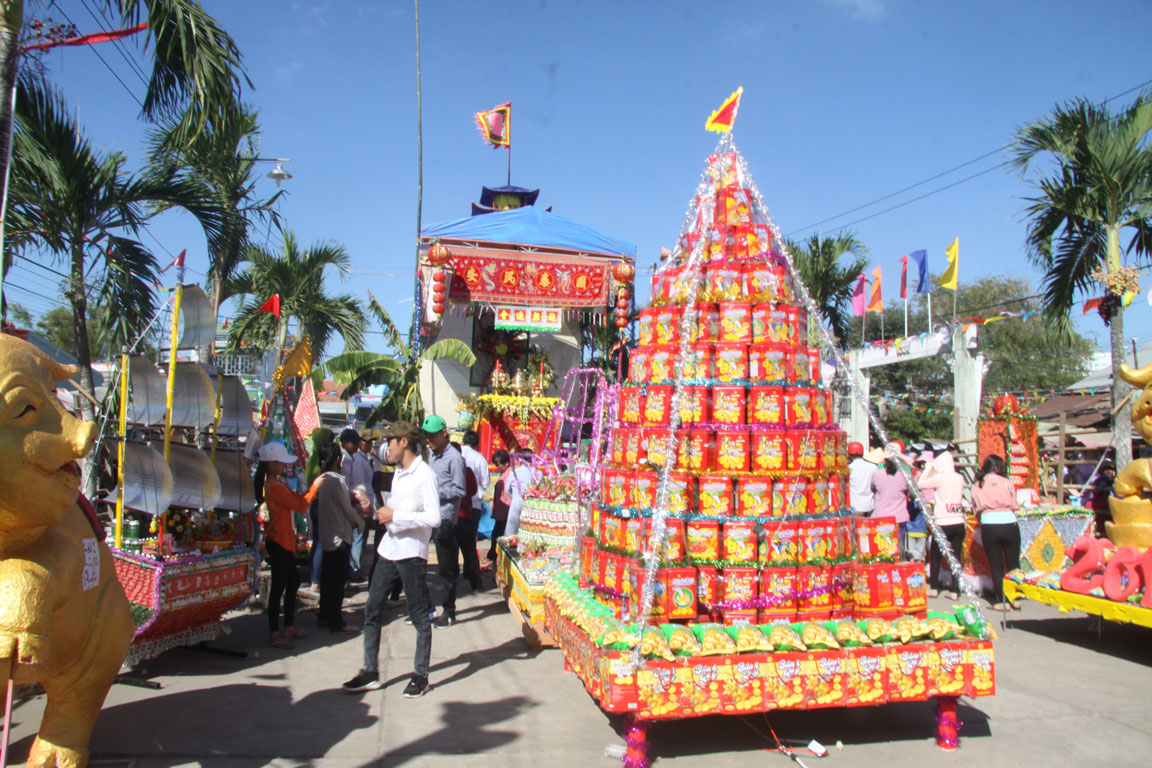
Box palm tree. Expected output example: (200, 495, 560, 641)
(148, 102, 283, 320)
(783, 231, 870, 343)
(0, 0, 248, 319)
(223, 230, 367, 362)
(325, 294, 475, 424)
(6, 80, 224, 428)
(1012, 92, 1152, 468)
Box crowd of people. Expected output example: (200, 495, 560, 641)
(252, 414, 537, 698)
(847, 440, 1026, 611)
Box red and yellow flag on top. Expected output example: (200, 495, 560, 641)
(474, 102, 511, 148)
(705, 87, 744, 133)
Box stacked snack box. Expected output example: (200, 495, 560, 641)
(550, 145, 992, 721)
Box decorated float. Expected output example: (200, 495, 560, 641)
(543, 101, 994, 766)
(415, 182, 636, 447)
(494, 368, 617, 647)
(102, 278, 259, 664)
(1004, 361, 1152, 628)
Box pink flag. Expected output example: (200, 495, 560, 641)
(851, 274, 867, 317)
(899, 255, 908, 299)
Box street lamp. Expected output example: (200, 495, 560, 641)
(252, 157, 292, 186)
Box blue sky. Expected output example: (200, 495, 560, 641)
(9, 0, 1152, 360)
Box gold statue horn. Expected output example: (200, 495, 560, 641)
(1118, 362, 1152, 388)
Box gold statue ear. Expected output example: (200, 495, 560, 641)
(1118, 362, 1152, 388)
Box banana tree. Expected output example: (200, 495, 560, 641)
(325, 294, 475, 425)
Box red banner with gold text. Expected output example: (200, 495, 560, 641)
(448, 249, 611, 308)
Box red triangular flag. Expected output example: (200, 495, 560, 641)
(705, 87, 744, 133)
(158, 249, 186, 274)
(256, 294, 281, 318)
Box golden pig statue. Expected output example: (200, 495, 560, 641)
(0, 334, 133, 767)
(1108, 362, 1152, 549)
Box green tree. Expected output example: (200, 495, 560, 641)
(148, 102, 283, 323)
(6, 80, 224, 432)
(223, 230, 367, 362)
(6, 300, 29, 326)
(784, 231, 869, 344)
(0, 0, 248, 319)
(34, 305, 73, 354)
(861, 275, 1095, 442)
(1012, 91, 1152, 467)
(324, 294, 475, 424)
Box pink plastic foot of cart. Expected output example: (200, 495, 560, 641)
(622, 714, 651, 768)
(936, 695, 962, 751)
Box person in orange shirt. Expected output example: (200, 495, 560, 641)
(255, 442, 315, 649)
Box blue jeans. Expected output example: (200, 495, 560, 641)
(362, 556, 432, 678)
(350, 524, 368, 577)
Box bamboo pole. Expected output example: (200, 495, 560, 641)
(211, 371, 224, 463)
(114, 352, 130, 548)
(159, 282, 185, 551)
(1056, 411, 1066, 502)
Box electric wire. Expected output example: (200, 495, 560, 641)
(76, 0, 150, 87)
(51, 5, 143, 108)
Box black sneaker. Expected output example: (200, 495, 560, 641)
(403, 675, 430, 698)
(405, 609, 436, 626)
(342, 670, 383, 692)
(434, 613, 456, 628)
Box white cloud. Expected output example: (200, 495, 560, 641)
(826, 0, 886, 21)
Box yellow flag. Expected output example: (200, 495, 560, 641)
(273, 334, 313, 388)
(938, 237, 959, 291)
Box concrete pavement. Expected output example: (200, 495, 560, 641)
(5, 569, 1152, 767)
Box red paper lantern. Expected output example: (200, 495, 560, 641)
(432, 270, 447, 284)
(427, 239, 452, 266)
(432, 301, 446, 315)
(618, 287, 631, 301)
(613, 261, 635, 283)
(616, 298, 630, 311)
(432, 283, 447, 296)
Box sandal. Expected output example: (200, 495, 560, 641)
(283, 628, 307, 640)
(927, 588, 940, 598)
(1009, 601, 1023, 611)
(269, 637, 294, 649)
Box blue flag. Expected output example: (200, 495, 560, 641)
(908, 250, 929, 293)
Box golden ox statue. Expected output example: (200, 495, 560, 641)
(0, 334, 133, 767)
(1108, 362, 1152, 549)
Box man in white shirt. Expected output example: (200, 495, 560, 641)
(343, 421, 440, 698)
(848, 442, 882, 515)
(340, 428, 375, 582)
(459, 430, 490, 586)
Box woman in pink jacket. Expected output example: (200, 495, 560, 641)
(970, 454, 1021, 610)
(917, 450, 967, 599)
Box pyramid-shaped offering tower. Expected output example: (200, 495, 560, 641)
(544, 139, 994, 734)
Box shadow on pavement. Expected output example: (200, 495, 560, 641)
(9, 683, 376, 765)
(1002, 616, 1152, 666)
(600, 700, 991, 762)
(379, 637, 538, 691)
(378, 694, 536, 767)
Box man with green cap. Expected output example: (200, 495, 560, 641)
(421, 413, 467, 627)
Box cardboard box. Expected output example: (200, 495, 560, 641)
(727, 655, 769, 713)
(927, 641, 968, 697)
(714, 430, 751, 473)
(805, 651, 848, 708)
(751, 431, 787, 473)
(760, 520, 798, 565)
(723, 520, 758, 563)
(652, 305, 681, 346)
(697, 564, 720, 611)
(887, 644, 931, 702)
(736, 476, 773, 518)
(714, 342, 749, 383)
(785, 388, 812, 426)
(774, 477, 810, 517)
(687, 520, 720, 561)
(711, 385, 746, 425)
(722, 566, 759, 606)
(855, 517, 899, 563)
(642, 428, 673, 468)
(666, 472, 697, 514)
(647, 345, 680, 383)
(632, 470, 658, 510)
(967, 640, 996, 697)
(618, 386, 644, 425)
(678, 385, 710, 424)
(759, 567, 798, 618)
(677, 430, 713, 473)
(786, 430, 821, 472)
(602, 469, 632, 508)
(766, 651, 809, 709)
(844, 646, 888, 706)
(748, 385, 784, 425)
(642, 385, 673, 426)
(718, 301, 753, 342)
(796, 565, 834, 620)
(689, 657, 739, 715)
(637, 659, 692, 719)
(601, 650, 639, 712)
(699, 474, 734, 518)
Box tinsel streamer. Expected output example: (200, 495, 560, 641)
(630, 149, 716, 670)
(729, 143, 992, 639)
(622, 715, 652, 768)
(935, 696, 962, 750)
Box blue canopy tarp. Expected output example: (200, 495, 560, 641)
(422, 206, 635, 259)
